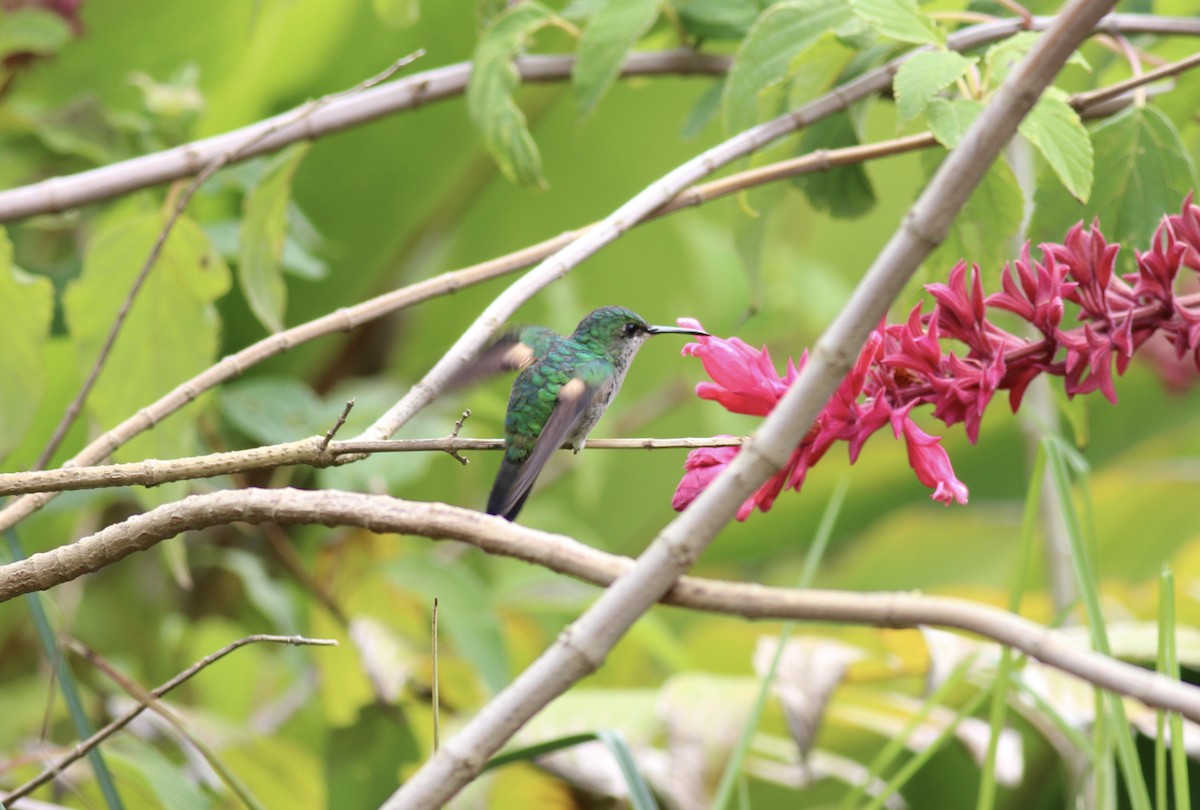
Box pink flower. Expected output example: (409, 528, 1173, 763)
(672, 442, 739, 513)
(672, 194, 1200, 520)
(679, 318, 793, 416)
(892, 407, 969, 505)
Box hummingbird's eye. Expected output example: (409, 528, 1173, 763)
(623, 322, 639, 337)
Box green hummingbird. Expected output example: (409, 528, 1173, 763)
(462, 306, 706, 521)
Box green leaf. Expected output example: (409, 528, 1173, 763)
(219, 377, 326, 445)
(721, 0, 854, 135)
(1018, 89, 1092, 203)
(850, 0, 941, 46)
(0, 230, 54, 464)
(239, 142, 310, 333)
(0, 8, 72, 59)
(680, 76, 723, 140)
(893, 50, 976, 123)
(467, 2, 555, 189)
(573, 0, 661, 121)
(107, 738, 213, 810)
(794, 111, 876, 218)
(1032, 107, 1199, 250)
(62, 212, 230, 466)
(928, 153, 1024, 275)
(985, 31, 1089, 86)
(388, 559, 511, 695)
(674, 0, 762, 40)
(784, 30, 857, 109)
(326, 708, 420, 807)
(925, 97, 983, 149)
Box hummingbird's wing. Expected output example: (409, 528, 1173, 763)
(446, 326, 559, 392)
(488, 370, 613, 520)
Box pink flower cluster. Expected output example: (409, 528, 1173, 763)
(674, 194, 1200, 520)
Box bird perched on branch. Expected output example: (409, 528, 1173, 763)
(459, 306, 706, 521)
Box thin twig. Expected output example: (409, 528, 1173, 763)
(432, 598, 441, 754)
(0, 437, 746, 497)
(1072, 47, 1200, 109)
(445, 410, 472, 466)
(2, 634, 335, 804)
(65, 639, 268, 810)
(322, 398, 357, 451)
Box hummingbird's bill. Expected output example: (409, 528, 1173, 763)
(646, 324, 709, 336)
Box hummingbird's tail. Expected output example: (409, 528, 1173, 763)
(487, 456, 536, 521)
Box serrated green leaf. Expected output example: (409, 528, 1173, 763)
(573, 0, 661, 121)
(928, 154, 1024, 275)
(62, 213, 230, 466)
(388, 559, 511, 695)
(239, 142, 310, 333)
(893, 50, 976, 123)
(925, 97, 983, 148)
(1032, 107, 1198, 249)
(0, 8, 72, 59)
(850, 0, 941, 46)
(985, 31, 1089, 86)
(794, 112, 876, 218)
(0, 230, 54, 464)
(467, 2, 555, 189)
(1019, 90, 1092, 203)
(721, 0, 854, 135)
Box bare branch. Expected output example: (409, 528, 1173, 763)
(0, 51, 729, 223)
(0, 487, 1195, 735)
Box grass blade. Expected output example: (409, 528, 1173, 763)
(977, 443, 1047, 810)
(1044, 439, 1151, 810)
(711, 475, 850, 809)
(595, 729, 660, 810)
(841, 653, 979, 810)
(485, 730, 659, 809)
(1160, 567, 1191, 810)
(865, 687, 991, 810)
(4, 527, 124, 810)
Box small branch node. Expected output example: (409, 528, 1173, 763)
(446, 410, 473, 466)
(322, 398, 357, 451)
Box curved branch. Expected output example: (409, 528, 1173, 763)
(0, 487, 1195, 729)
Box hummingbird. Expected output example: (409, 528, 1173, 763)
(461, 306, 706, 521)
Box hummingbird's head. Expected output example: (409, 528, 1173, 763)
(573, 306, 708, 365)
